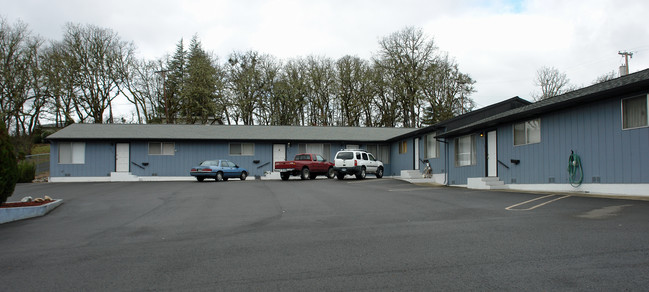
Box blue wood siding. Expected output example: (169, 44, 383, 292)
(495, 97, 649, 184)
(446, 134, 486, 185)
(50, 141, 115, 177)
(389, 139, 413, 176)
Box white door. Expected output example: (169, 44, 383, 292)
(487, 131, 497, 177)
(414, 138, 420, 170)
(273, 144, 286, 171)
(116, 143, 130, 172)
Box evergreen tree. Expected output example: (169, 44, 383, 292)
(164, 39, 187, 123)
(0, 118, 18, 205)
(183, 36, 221, 124)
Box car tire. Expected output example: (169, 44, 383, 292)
(196, 177, 204, 182)
(376, 167, 384, 179)
(327, 167, 335, 179)
(216, 172, 224, 182)
(280, 173, 290, 181)
(300, 167, 310, 180)
(240, 171, 247, 181)
(355, 167, 366, 180)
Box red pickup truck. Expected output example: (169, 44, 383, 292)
(275, 153, 335, 180)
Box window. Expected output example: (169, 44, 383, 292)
(58, 142, 85, 164)
(622, 95, 648, 129)
(368, 153, 376, 161)
(367, 144, 390, 164)
(362, 153, 368, 160)
(425, 133, 439, 158)
(398, 140, 407, 154)
(455, 135, 476, 167)
(315, 155, 325, 162)
(229, 143, 254, 156)
(149, 142, 175, 155)
(514, 119, 541, 146)
(336, 151, 354, 160)
(298, 143, 331, 161)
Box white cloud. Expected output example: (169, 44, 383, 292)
(3, 0, 649, 112)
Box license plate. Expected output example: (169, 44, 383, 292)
(342, 168, 347, 172)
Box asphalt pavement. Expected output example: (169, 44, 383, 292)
(1, 179, 648, 291)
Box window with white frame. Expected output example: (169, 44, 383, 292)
(58, 142, 85, 164)
(298, 143, 331, 161)
(230, 143, 254, 156)
(149, 142, 175, 155)
(366, 144, 390, 164)
(425, 133, 439, 158)
(513, 119, 541, 146)
(622, 95, 648, 129)
(454, 135, 476, 167)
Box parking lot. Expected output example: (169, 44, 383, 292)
(2, 179, 649, 291)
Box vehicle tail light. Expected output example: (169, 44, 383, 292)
(191, 168, 197, 172)
(354, 160, 357, 166)
(202, 168, 211, 171)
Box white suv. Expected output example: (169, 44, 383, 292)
(333, 149, 384, 180)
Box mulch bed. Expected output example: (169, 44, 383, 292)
(0, 200, 54, 208)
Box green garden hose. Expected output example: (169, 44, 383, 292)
(567, 151, 583, 187)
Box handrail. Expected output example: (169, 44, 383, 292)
(257, 162, 270, 169)
(497, 160, 510, 169)
(131, 162, 145, 169)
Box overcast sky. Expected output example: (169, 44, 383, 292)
(4, 0, 649, 116)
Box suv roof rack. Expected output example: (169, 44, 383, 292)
(340, 148, 365, 151)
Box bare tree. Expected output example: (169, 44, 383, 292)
(375, 27, 437, 127)
(0, 17, 47, 137)
(60, 23, 135, 123)
(532, 66, 574, 101)
(592, 70, 617, 84)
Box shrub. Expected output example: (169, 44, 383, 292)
(17, 161, 35, 183)
(0, 119, 19, 205)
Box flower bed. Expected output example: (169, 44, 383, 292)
(1, 200, 54, 208)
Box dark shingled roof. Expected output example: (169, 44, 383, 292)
(47, 124, 418, 142)
(439, 68, 649, 138)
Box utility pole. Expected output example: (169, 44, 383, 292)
(618, 51, 633, 76)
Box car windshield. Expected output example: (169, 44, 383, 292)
(336, 152, 353, 160)
(200, 160, 218, 166)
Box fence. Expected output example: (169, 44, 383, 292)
(23, 153, 50, 177)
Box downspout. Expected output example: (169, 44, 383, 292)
(436, 137, 449, 186)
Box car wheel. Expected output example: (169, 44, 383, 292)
(196, 177, 204, 182)
(216, 172, 224, 182)
(300, 167, 310, 180)
(240, 171, 247, 181)
(355, 167, 366, 180)
(280, 173, 290, 181)
(376, 167, 383, 179)
(337, 174, 345, 180)
(327, 167, 335, 179)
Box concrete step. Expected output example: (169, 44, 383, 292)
(468, 177, 508, 190)
(110, 172, 139, 182)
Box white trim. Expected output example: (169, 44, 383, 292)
(621, 94, 649, 130)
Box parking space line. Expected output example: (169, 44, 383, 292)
(506, 194, 570, 211)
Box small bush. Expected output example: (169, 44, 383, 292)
(17, 161, 36, 183)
